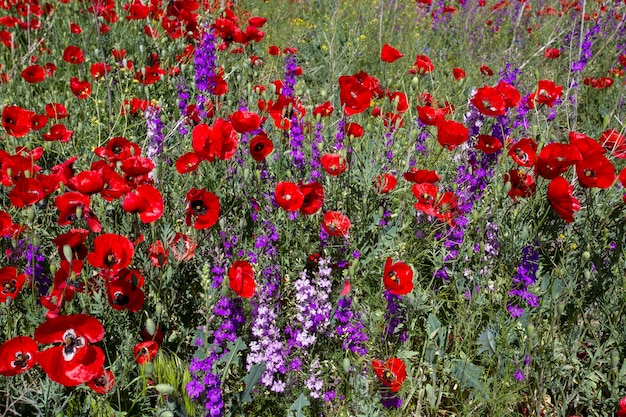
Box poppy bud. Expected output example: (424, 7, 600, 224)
(154, 383, 174, 394)
(504, 181, 512, 194)
(342, 357, 351, 373)
(411, 77, 419, 87)
(157, 411, 174, 417)
(155, 303, 163, 316)
(320, 88, 327, 98)
(527, 323, 535, 338)
(145, 318, 156, 336)
(63, 244, 73, 262)
(49, 264, 57, 275)
(582, 251, 590, 261)
(243, 168, 250, 181)
(584, 270, 591, 280)
(557, 302, 565, 314)
(26, 207, 35, 222)
(144, 362, 154, 376)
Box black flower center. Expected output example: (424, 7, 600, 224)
(113, 291, 130, 306)
(192, 200, 207, 215)
(105, 253, 119, 267)
(11, 352, 30, 369)
(2, 279, 16, 294)
(62, 329, 85, 361)
(383, 369, 395, 382)
(583, 168, 595, 178)
(254, 142, 265, 152)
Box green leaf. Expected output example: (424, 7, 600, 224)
(217, 337, 247, 367)
(426, 313, 441, 341)
(239, 362, 266, 404)
(288, 393, 310, 417)
(477, 327, 497, 357)
(450, 353, 484, 391)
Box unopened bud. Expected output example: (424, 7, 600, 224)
(63, 244, 73, 262)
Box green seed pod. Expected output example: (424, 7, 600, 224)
(63, 244, 73, 262)
(155, 383, 175, 395)
(23, 170, 30, 179)
(75, 206, 83, 220)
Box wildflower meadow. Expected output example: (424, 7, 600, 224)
(1, 0, 626, 415)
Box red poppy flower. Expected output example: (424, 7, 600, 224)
(372, 358, 407, 392)
(322, 211, 351, 237)
(90, 62, 111, 80)
(87, 368, 115, 394)
(375, 173, 397, 193)
(67, 169, 104, 195)
(504, 169, 536, 201)
(544, 48, 561, 59)
(134, 340, 159, 364)
(0, 336, 38, 376)
(417, 105, 446, 126)
(69, 77, 91, 99)
(387, 91, 409, 114)
(106, 269, 145, 312)
(381, 44, 404, 63)
(0, 266, 27, 303)
(547, 177, 580, 223)
(42, 123, 73, 142)
(249, 134, 274, 161)
(168, 232, 196, 261)
(120, 156, 155, 179)
(122, 184, 164, 223)
(480, 65, 494, 76)
(63, 45, 85, 64)
(535, 143, 582, 179)
(9, 177, 45, 208)
(34, 314, 106, 386)
(275, 181, 304, 212)
(87, 233, 134, 271)
(268, 45, 281, 55)
(344, 122, 364, 138)
(383, 257, 413, 295)
(228, 260, 256, 298)
(412, 183, 438, 217)
(474, 134, 503, 154)
(403, 168, 440, 184)
(527, 79, 563, 108)
(70, 22, 82, 34)
(312, 101, 334, 118)
(30, 113, 48, 130)
(175, 152, 201, 174)
(339, 74, 373, 117)
(320, 153, 348, 176)
(508, 137, 538, 167)
(299, 181, 325, 215)
(435, 191, 458, 226)
(599, 129, 626, 158)
(230, 110, 261, 133)
(55, 191, 102, 232)
(410, 55, 434, 75)
(148, 240, 168, 268)
(2, 105, 33, 137)
(495, 81, 521, 108)
(437, 120, 469, 150)
(192, 119, 239, 162)
(45, 102, 68, 119)
(185, 188, 221, 229)
(576, 155, 615, 189)
(471, 86, 506, 116)
(21, 64, 46, 83)
(453, 67, 466, 80)
(53, 229, 89, 261)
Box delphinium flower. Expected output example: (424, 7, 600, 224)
(145, 104, 164, 162)
(384, 291, 407, 342)
(246, 221, 286, 392)
(334, 296, 368, 356)
(415, 119, 429, 155)
(6, 239, 50, 297)
(304, 356, 324, 399)
(187, 296, 245, 416)
(507, 244, 540, 318)
(194, 28, 218, 118)
(570, 18, 602, 73)
(311, 122, 324, 180)
(287, 257, 333, 350)
(334, 118, 345, 151)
